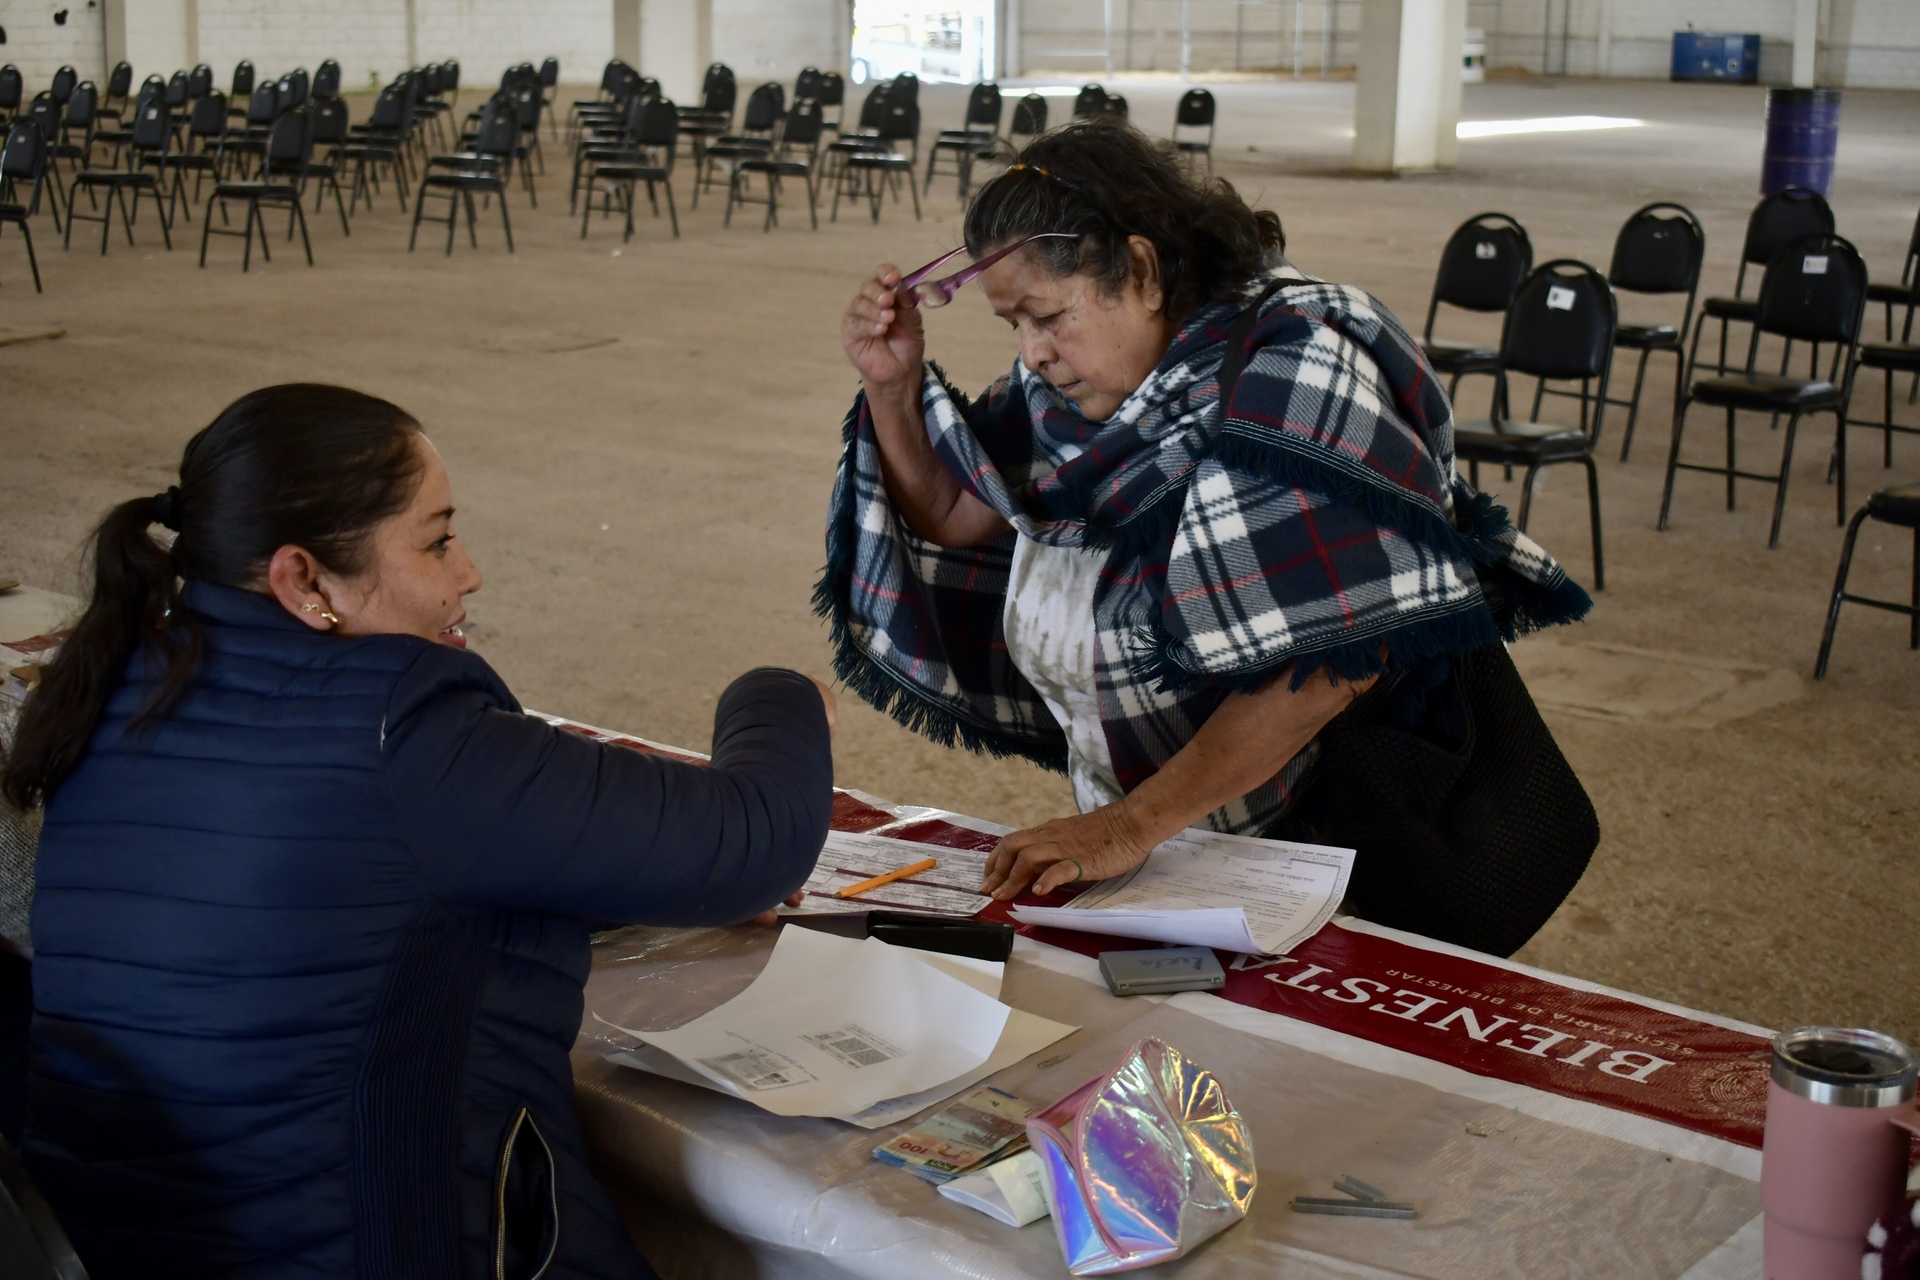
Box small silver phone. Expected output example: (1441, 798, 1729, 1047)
(1097, 946, 1226, 997)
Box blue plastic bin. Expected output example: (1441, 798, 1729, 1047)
(1761, 87, 1842, 196)
(1671, 33, 1761, 84)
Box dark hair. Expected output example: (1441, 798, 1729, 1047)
(1, 384, 424, 809)
(963, 117, 1285, 320)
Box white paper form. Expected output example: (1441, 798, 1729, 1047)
(1008, 829, 1355, 955)
(786, 830, 994, 916)
(619, 929, 1012, 1118)
(600, 928, 1077, 1128)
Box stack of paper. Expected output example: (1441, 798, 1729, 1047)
(599, 926, 1075, 1128)
(938, 1149, 1053, 1227)
(1009, 829, 1356, 955)
(785, 830, 994, 916)
(872, 1086, 1032, 1183)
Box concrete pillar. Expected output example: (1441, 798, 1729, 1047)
(1595, 0, 1614, 78)
(613, 0, 642, 68)
(643, 0, 712, 105)
(1791, 0, 1818, 87)
(1003, 0, 1022, 78)
(111, 0, 196, 77)
(1352, 0, 1466, 173)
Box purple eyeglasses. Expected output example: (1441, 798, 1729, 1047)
(897, 232, 1079, 308)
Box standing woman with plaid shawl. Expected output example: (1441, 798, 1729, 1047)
(824, 120, 1594, 952)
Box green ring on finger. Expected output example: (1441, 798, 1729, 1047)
(1067, 859, 1085, 884)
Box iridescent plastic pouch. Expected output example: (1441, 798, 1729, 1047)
(1027, 1038, 1256, 1274)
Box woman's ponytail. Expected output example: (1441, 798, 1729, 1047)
(1, 383, 422, 810)
(1, 493, 202, 809)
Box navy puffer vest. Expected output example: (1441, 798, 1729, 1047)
(26, 583, 833, 1278)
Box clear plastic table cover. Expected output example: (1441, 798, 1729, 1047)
(576, 923, 1760, 1280)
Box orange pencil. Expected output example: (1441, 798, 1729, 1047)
(835, 857, 938, 899)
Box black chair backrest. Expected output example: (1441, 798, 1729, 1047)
(742, 82, 783, 131)
(781, 98, 824, 150)
(877, 100, 918, 145)
(1754, 234, 1868, 347)
(1741, 187, 1834, 270)
(1, 119, 47, 183)
(1501, 259, 1618, 383)
(309, 95, 349, 145)
(263, 105, 310, 172)
(1073, 83, 1107, 118)
(365, 83, 404, 130)
(620, 91, 651, 138)
(965, 81, 1001, 128)
(443, 60, 461, 92)
(1431, 212, 1533, 317)
(166, 70, 190, 110)
(636, 76, 661, 101)
(231, 60, 254, 100)
(131, 98, 172, 155)
(190, 91, 227, 138)
(137, 73, 165, 111)
(539, 57, 559, 88)
(0, 65, 21, 113)
(511, 80, 541, 131)
(287, 68, 310, 106)
(476, 93, 519, 157)
(247, 82, 279, 126)
(1608, 202, 1705, 297)
(886, 73, 920, 108)
(107, 61, 134, 100)
(638, 95, 679, 152)
(314, 60, 341, 99)
(702, 65, 736, 116)
(795, 67, 824, 103)
(854, 83, 889, 132)
(1010, 92, 1046, 136)
(64, 81, 97, 129)
(51, 66, 77, 105)
(818, 71, 844, 107)
(599, 60, 626, 95)
(26, 92, 60, 143)
(1105, 93, 1128, 120)
(1176, 87, 1214, 127)
(189, 63, 214, 99)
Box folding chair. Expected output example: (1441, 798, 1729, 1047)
(696, 81, 783, 207)
(1844, 268, 1920, 469)
(677, 63, 736, 165)
(924, 81, 1000, 199)
(831, 100, 919, 224)
(201, 106, 315, 271)
(1688, 187, 1833, 379)
(163, 91, 227, 210)
(1420, 212, 1533, 402)
(313, 59, 342, 101)
(1600, 202, 1705, 461)
(96, 61, 134, 126)
(0, 66, 23, 125)
(817, 71, 845, 136)
(1660, 234, 1869, 547)
(221, 82, 282, 178)
(729, 98, 824, 231)
(1867, 206, 1919, 340)
(67, 97, 176, 254)
(338, 82, 412, 213)
(20, 94, 64, 234)
(0, 121, 52, 290)
(1815, 484, 1920, 678)
(47, 80, 98, 178)
(1072, 84, 1108, 119)
(1172, 88, 1215, 176)
(302, 96, 353, 235)
(1454, 260, 1617, 590)
(538, 57, 560, 138)
(411, 93, 516, 254)
(579, 96, 679, 241)
(227, 60, 255, 122)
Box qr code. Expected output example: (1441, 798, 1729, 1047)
(698, 1048, 811, 1091)
(802, 1023, 905, 1069)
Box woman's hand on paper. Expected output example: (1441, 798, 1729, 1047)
(982, 802, 1159, 901)
(843, 264, 927, 395)
(746, 891, 806, 927)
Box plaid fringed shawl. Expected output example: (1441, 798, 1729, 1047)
(816, 270, 1591, 834)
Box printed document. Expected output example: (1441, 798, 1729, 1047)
(601, 926, 1072, 1122)
(787, 830, 993, 916)
(1009, 829, 1355, 955)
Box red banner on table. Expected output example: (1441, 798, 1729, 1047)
(563, 727, 1773, 1152)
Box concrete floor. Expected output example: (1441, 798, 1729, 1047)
(1, 75, 1916, 1045)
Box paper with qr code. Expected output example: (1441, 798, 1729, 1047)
(623, 927, 1014, 1117)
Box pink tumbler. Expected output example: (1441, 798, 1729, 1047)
(1762, 1026, 1920, 1280)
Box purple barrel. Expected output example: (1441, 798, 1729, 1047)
(1761, 87, 1842, 196)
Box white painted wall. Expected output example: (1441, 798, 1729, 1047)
(713, 0, 843, 82)
(4, 2, 108, 88)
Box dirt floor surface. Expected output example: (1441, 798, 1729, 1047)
(1, 74, 1916, 1045)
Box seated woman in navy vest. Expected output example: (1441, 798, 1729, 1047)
(3, 384, 837, 1280)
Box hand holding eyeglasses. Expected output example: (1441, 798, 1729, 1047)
(842, 234, 1079, 395)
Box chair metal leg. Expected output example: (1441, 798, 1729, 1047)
(498, 184, 513, 252)
(1658, 396, 1692, 531)
(1582, 454, 1604, 591)
(292, 199, 311, 266)
(1516, 464, 1541, 530)
(1833, 406, 1847, 528)
(1815, 504, 1872, 678)
(1725, 407, 1738, 510)
(409, 184, 427, 250)
(1618, 347, 1652, 462)
(1768, 411, 1802, 549)
(664, 181, 678, 238)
